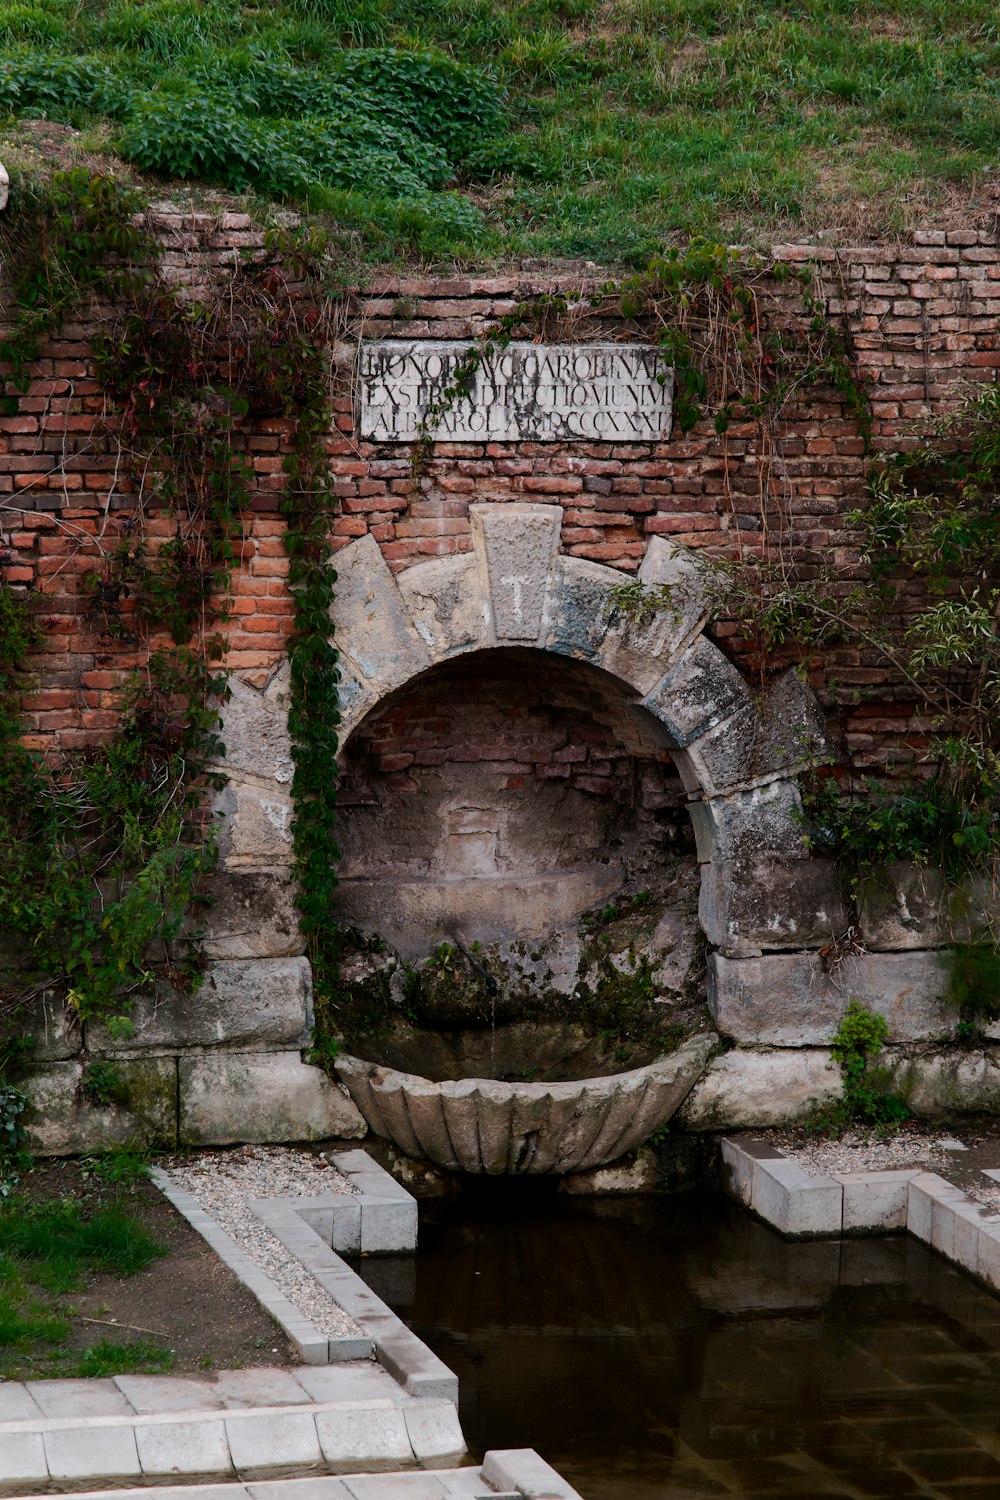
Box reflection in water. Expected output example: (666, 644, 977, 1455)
(358, 1185, 1000, 1500)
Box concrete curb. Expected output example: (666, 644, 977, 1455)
(151, 1152, 453, 1399)
(0, 1449, 582, 1498)
(248, 1197, 455, 1402)
(721, 1135, 1000, 1295)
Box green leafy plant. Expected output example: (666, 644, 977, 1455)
(946, 943, 1000, 1041)
(81, 1061, 127, 1109)
(813, 999, 909, 1133)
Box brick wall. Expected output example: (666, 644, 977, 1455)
(2, 204, 998, 772)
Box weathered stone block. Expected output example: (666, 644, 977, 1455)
(86, 957, 313, 1055)
(836, 1169, 917, 1232)
(471, 502, 561, 643)
(689, 780, 810, 868)
(333, 532, 430, 690)
(677, 1047, 840, 1130)
(888, 1046, 1000, 1115)
(198, 871, 304, 960)
(178, 1050, 365, 1145)
(708, 950, 953, 1046)
(2, 989, 78, 1062)
(858, 862, 996, 950)
(22, 1058, 177, 1155)
(699, 855, 849, 955)
(640, 636, 753, 747)
(397, 553, 490, 657)
(219, 677, 293, 785)
(215, 777, 295, 870)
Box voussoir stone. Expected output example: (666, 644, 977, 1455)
(179, 1050, 365, 1145)
(336, 1033, 714, 1175)
(332, 532, 431, 692)
(470, 502, 562, 643)
(640, 635, 754, 748)
(397, 552, 491, 657)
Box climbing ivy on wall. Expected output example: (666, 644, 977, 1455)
(0, 168, 345, 1050)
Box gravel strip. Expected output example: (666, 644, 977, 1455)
(777, 1130, 942, 1179)
(166, 1145, 363, 1340)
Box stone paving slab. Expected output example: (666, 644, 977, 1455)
(0, 1387, 469, 1488)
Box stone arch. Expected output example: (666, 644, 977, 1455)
(216, 503, 835, 959)
(328, 504, 830, 958)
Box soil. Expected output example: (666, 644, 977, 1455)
(7, 1157, 296, 1376)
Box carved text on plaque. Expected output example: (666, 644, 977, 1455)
(359, 340, 674, 443)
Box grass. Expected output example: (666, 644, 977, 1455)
(0, 1192, 171, 1378)
(0, 1, 998, 260)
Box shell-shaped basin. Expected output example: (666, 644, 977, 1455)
(336, 1032, 716, 1175)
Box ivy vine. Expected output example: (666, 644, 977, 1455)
(0, 170, 345, 1057)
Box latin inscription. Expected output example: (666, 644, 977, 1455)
(359, 340, 674, 443)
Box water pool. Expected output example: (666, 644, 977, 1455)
(359, 1186, 1000, 1500)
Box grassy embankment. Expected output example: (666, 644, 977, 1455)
(0, 0, 997, 262)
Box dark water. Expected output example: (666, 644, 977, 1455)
(359, 1187, 1000, 1500)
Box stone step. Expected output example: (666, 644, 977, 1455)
(0, 1367, 467, 1490)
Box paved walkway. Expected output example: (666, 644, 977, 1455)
(0, 1364, 466, 1488)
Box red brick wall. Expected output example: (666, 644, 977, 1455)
(2, 207, 997, 771)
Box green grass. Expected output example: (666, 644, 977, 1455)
(0, 1194, 171, 1377)
(0, 1, 998, 259)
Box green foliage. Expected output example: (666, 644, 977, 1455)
(801, 773, 999, 888)
(813, 999, 909, 1134)
(0, 1083, 26, 1196)
(81, 1143, 153, 1184)
(76, 1337, 173, 1377)
(946, 943, 1000, 1034)
(80, 1061, 126, 1108)
(1, 0, 997, 255)
(0, 1197, 166, 1287)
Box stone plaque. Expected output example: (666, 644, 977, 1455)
(359, 340, 673, 443)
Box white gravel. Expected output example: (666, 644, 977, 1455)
(781, 1130, 942, 1179)
(166, 1145, 363, 1340)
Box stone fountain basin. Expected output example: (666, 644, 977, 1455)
(335, 1032, 716, 1176)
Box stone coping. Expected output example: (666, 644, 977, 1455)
(0, 1451, 583, 1499)
(152, 1152, 452, 1402)
(722, 1135, 1000, 1297)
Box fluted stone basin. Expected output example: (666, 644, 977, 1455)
(336, 1032, 716, 1175)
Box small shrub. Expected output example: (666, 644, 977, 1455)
(811, 999, 909, 1134)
